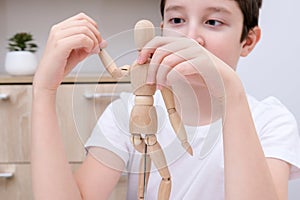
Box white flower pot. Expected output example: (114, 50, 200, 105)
(5, 51, 38, 75)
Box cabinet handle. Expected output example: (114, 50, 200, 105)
(84, 93, 120, 100)
(0, 172, 14, 179)
(0, 93, 10, 101)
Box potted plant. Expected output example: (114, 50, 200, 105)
(5, 32, 38, 75)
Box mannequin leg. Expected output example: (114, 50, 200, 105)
(131, 134, 151, 199)
(145, 134, 171, 200)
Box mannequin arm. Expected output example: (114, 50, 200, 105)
(98, 49, 130, 79)
(161, 86, 193, 155)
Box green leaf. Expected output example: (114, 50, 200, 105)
(7, 32, 38, 52)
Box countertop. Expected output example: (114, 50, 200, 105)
(0, 73, 130, 84)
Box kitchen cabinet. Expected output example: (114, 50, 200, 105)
(0, 74, 131, 200)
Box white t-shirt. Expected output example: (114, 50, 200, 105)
(85, 92, 300, 200)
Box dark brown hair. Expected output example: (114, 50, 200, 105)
(160, 0, 262, 42)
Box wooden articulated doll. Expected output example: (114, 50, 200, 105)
(98, 20, 193, 200)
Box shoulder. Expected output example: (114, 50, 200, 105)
(247, 95, 298, 141)
(247, 95, 300, 179)
(247, 95, 292, 114)
(247, 95, 298, 132)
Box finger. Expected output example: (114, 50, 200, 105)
(139, 36, 198, 64)
(62, 13, 98, 29)
(162, 46, 200, 68)
(65, 49, 90, 75)
(56, 33, 95, 60)
(153, 45, 200, 85)
(154, 51, 185, 85)
(155, 63, 173, 87)
(99, 40, 108, 49)
(180, 57, 224, 98)
(60, 19, 102, 43)
(53, 26, 99, 53)
(146, 39, 194, 83)
(172, 60, 207, 87)
(35, 33, 94, 89)
(147, 47, 172, 84)
(51, 16, 102, 53)
(138, 36, 177, 64)
(167, 47, 202, 75)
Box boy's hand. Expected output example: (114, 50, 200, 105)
(138, 36, 231, 100)
(137, 36, 242, 125)
(33, 13, 104, 92)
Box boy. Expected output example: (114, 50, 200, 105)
(32, 0, 300, 199)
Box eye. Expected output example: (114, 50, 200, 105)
(205, 19, 223, 26)
(169, 18, 185, 24)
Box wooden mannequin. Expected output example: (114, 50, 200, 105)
(98, 20, 193, 200)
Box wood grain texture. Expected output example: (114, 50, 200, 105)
(0, 81, 131, 199)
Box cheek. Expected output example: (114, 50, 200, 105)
(162, 23, 187, 37)
(205, 39, 241, 69)
(162, 28, 186, 37)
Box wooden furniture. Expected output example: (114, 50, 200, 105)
(0, 73, 131, 200)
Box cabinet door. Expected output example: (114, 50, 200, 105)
(0, 164, 32, 200)
(56, 83, 132, 162)
(0, 164, 126, 200)
(0, 86, 31, 162)
(71, 164, 128, 200)
(108, 175, 128, 200)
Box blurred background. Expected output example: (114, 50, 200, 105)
(0, 0, 299, 199)
(237, 1, 300, 198)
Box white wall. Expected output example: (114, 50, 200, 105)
(237, 1, 300, 198)
(0, 0, 162, 73)
(0, 0, 299, 199)
(238, 0, 300, 124)
(0, 0, 7, 66)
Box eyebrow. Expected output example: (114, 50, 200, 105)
(206, 6, 232, 15)
(165, 5, 232, 15)
(165, 5, 185, 13)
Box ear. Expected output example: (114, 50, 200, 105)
(160, 21, 164, 36)
(240, 26, 261, 57)
(160, 21, 164, 29)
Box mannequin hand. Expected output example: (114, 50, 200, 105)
(33, 13, 104, 92)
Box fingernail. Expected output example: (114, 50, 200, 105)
(157, 84, 163, 90)
(99, 40, 107, 49)
(91, 47, 100, 54)
(137, 55, 145, 64)
(146, 76, 154, 84)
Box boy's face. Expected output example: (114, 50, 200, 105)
(162, 0, 249, 70)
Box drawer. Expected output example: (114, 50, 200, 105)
(0, 164, 127, 200)
(0, 86, 32, 162)
(0, 164, 32, 200)
(109, 175, 128, 200)
(56, 83, 132, 162)
(72, 164, 128, 200)
(0, 83, 131, 163)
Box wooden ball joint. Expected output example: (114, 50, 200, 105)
(98, 20, 193, 200)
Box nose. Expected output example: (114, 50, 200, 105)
(186, 23, 205, 46)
